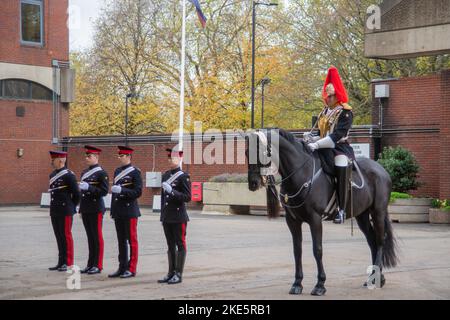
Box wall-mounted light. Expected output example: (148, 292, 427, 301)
(17, 148, 24, 158)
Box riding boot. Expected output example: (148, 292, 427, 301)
(334, 165, 349, 224)
(158, 250, 176, 283)
(168, 250, 186, 284)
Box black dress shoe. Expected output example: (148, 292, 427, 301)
(167, 273, 182, 284)
(57, 264, 68, 272)
(120, 270, 135, 278)
(108, 269, 123, 278)
(157, 273, 174, 283)
(87, 267, 101, 274)
(49, 265, 61, 271)
(80, 266, 92, 274)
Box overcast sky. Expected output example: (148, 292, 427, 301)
(69, 0, 102, 51)
(68, 0, 290, 52)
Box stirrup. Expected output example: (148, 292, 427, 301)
(334, 210, 345, 224)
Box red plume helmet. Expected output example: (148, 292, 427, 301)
(322, 66, 348, 104)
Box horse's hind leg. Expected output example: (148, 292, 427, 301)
(356, 210, 385, 287)
(370, 207, 387, 288)
(286, 212, 303, 295)
(356, 210, 377, 265)
(309, 214, 326, 296)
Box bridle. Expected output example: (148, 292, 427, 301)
(251, 131, 318, 209)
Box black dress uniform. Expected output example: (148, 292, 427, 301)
(79, 146, 109, 274)
(48, 151, 80, 271)
(109, 146, 142, 278)
(159, 164, 191, 284)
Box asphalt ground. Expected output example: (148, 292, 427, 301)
(0, 206, 449, 300)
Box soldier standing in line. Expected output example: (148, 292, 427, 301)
(48, 151, 80, 272)
(78, 145, 109, 275)
(158, 147, 191, 285)
(108, 146, 143, 279)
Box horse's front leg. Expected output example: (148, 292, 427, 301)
(286, 212, 303, 295)
(309, 215, 327, 296)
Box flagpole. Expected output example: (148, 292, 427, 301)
(178, 0, 187, 168)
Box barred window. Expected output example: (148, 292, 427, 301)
(0, 79, 53, 101)
(21, 0, 43, 45)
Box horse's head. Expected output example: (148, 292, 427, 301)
(243, 129, 281, 218)
(244, 130, 276, 192)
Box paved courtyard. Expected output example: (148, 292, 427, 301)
(0, 206, 449, 300)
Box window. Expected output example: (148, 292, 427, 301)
(0, 79, 53, 101)
(21, 0, 43, 45)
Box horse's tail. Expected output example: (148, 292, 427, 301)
(266, 176, 280, 219)
(382, 214, 399, 269)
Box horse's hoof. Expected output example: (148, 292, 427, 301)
(289, 285, 303, 295)
(363, 274, 386, 288)
(311, 285, 326, 296)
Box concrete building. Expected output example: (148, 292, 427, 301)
(365, 0, 450, 59)
(0, 0, 74, 204)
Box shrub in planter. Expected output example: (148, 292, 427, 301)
(378, 146, 421, 193)
(389, 192, 412, 203)
(429, 199, 450, 224)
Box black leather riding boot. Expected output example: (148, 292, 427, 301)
(168, 250, 186, 284)
(158, 250, 176, 283)
(334, 165, 349, 224)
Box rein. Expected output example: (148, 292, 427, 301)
(264, 143, 318, 209)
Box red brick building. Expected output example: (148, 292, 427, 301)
(371, 71, 450, 200)
(0, 0, 74, 204)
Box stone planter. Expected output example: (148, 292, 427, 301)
(429, 208, 450, 224)
(202, 182, 280, 215)
(388, 198, 432, 223)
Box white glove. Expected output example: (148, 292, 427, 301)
(307, 142, 319, 152)
(111, 185, 122, 194)
(303, 132, 313, 141)
(162, 182, 172, 194)
(79, 182, 89, 191)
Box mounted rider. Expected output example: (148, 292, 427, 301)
(304, 66, 355, 224)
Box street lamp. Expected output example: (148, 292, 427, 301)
(260, 77, 271, 128)
(125, 93, 138, 146)
(251, 0, 278, 129)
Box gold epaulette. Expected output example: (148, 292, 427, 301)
(342, 103, 352, 110)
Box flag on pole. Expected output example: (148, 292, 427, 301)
(189, 0, 207, 28)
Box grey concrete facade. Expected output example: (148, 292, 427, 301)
(365, 0, 450, 59)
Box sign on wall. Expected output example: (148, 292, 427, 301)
(350, 143, 371, 159)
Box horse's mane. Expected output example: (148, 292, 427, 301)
(277, 128, 307, 155)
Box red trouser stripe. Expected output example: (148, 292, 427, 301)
(181, 223, 187, 251)
(128, 218, 138, 273)
(97, 213, 104, 270)
(64, 216, 74, 266)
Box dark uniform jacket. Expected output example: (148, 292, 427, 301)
(317, 107, 355, 176)
(110, 164, 142, 219)
(160, 167, 191, 223)
(49, 167, 80, 217)
(79, 164, 109, 214)
(325, 109, 355, 160)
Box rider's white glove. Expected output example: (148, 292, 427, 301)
(307, 143, 319, 152)
(79, 182, 89, 191)
(111, 185, 122, 194)
(303, 132, 313, 141)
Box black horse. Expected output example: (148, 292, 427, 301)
(245, 129, 398, 296)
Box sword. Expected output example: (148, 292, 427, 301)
(48, 185, 68, 192)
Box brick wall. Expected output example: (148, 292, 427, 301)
(372, 71, 448, 199)
(0, 0, 69, 67)
(440, 70, 450, 199)
(66, 142, 249, 208)
(0, 0, 69, 204)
